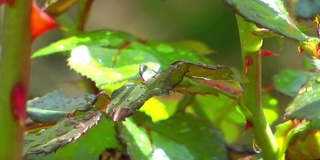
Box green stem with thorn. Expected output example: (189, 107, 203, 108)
(0, 1, 32, 159)
(236, 15, 279, 160)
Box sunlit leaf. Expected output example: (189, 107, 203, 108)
(33, 30, 211, 87)
(32, 30, 132, 58)
(224, 0, 309, 42)
(139, 97, 170, 122)
(122, 118, 152, 160)
(23, 111, 102, 156)
(286, 130, 320, 160)
(275, 120, 320, 160)
(285, 74, 320, 120)
(27, 90, 96, 122)
(274, 120, 293, 159)
(273, 69, 311, 97)
(68, 44, 160, 87)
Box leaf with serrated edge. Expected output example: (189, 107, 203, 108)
(225, 0, 309, 42)
(27, 90, 96, 122)
(23, 111, 102, 157)
(105, 61, 242, 122)
(68, 44, 160, 87)
(32, 30, 132, 58)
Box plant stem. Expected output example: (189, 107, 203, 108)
(236, 15, 278, 160)
(0, 1, 32, 159)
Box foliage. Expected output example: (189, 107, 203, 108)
(2, 0, 320, 159)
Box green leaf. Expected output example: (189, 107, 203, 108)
(68, 44, 160, 87)
(275, 120, 320, 159)
(146, 113, 227, 159)
(192, 95, 244, 143)
(169, 61, 243, 98)
(225, 0, 309, 41)
(273, 69, 311, 97)
(23, 111, 102, 157)
(122, 118, 152, 160)
(33, 30, 210, 87)
(285, 73, 320, 120)
(105, 61, 242, 122)
(25, 118, 118, 160)
(32, 30, 133, 58)
(27, 90, 96, 122)
(124, 113, 227, 159)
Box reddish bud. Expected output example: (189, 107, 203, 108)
(10, 83, 26, 127)
(31, 1, 57, 39)
(245, 56, 252, 74)
(260, 49, 278, 57)
(243, 120, 253, 135)
(0, 0, 14, 6)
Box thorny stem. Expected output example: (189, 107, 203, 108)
(0, 1, 32, 159)
(236, 15, 278, 160)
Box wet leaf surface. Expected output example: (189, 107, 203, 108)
(27, 90, 96, 122)
(23, 111, 102, 157)
(285, 74, 320, 120)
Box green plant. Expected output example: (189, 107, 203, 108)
(1, 0, 320, 159)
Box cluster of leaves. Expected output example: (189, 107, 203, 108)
(24, 0, 320, 159)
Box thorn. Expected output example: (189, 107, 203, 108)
(298, 47, 304, 55)
(243, 120, 253, 135)
(31, 1, 58, 39)
(10, 83, 26, 127)
(245, 56, 252, 74)
(260, 49, 278, 57)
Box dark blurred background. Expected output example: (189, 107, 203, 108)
(31, 0, 314, 99)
